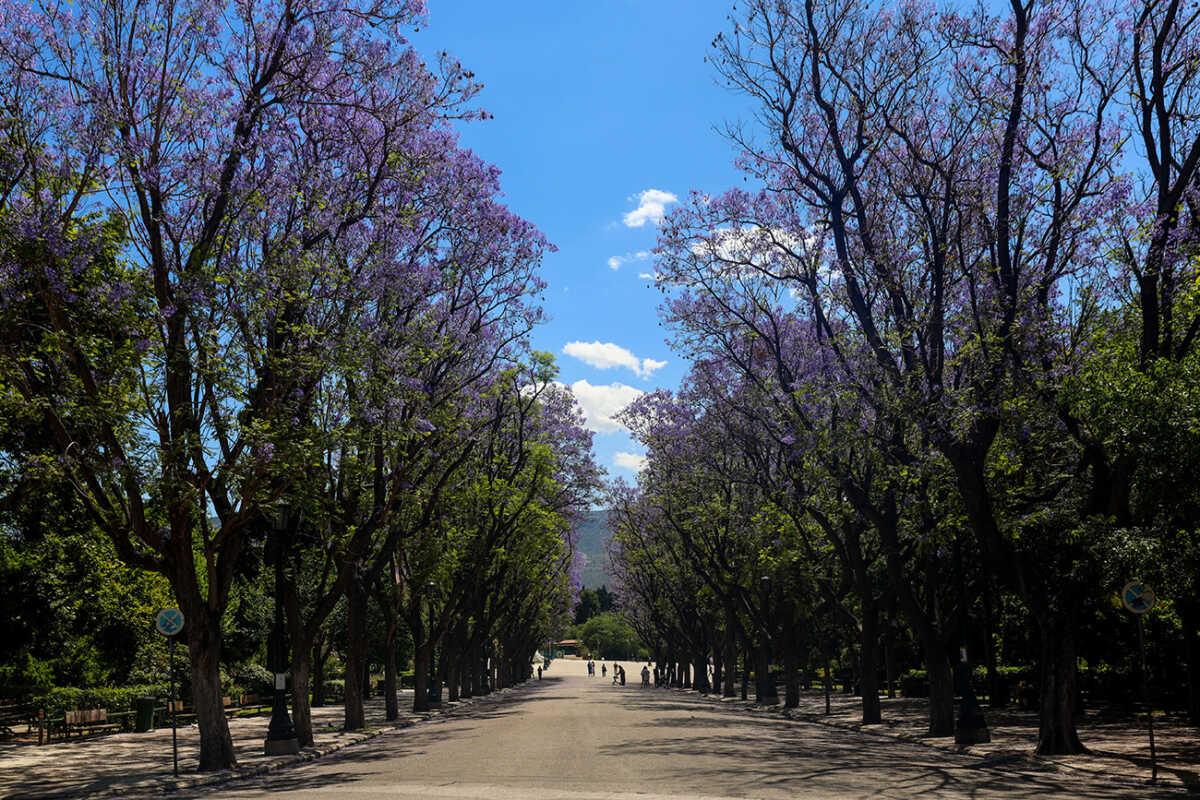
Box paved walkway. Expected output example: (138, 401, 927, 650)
(157, 659, 1189, 799)
(0, 688, 512, 799)
(1, 659, 1195, 798)
(768, 683, 1200, 792)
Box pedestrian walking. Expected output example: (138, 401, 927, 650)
(619, 665, 626, 686)
(537, 666, 542, 680)
(612, 663, 620, 685)
(602, 663, 607, 678)
(641, 665, 650, 687)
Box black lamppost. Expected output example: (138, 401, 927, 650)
(426, 580, 440, 706)
(953, 531, 990, 745)
(759, 574, 774, 703)
(265, 508, 299, 755)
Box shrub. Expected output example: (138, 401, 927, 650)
(233, 662, 274, 696)
(32, 684, 171, 715)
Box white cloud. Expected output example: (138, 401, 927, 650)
(689, 226, 830, 284)
(614, 451, 648, 472)
(638, 271, 658, 280)
(641, 357, 667, 375)
(607, 250, 651, 271)
(563, 341, 667, 378)
(559, 379, 644, 434)
(622, 189, 678, 228)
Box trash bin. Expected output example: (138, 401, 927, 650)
(135, 697, 156, 733)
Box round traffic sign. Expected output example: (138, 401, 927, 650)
(1121, 582, 1156, 615)
(156, 608, 185, 636)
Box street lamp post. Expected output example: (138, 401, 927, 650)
(265, 509, 299, 755)
(427, 581, 441, 706)
(953, 532, 990, 745)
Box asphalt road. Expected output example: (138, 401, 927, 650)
(177, 660, 1184, 799)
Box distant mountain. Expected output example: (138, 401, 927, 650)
(574, 509, 613, 589)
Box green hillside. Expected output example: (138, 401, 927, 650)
(574, 509, 613, 589)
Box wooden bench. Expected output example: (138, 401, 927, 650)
(64, 709, 119, 739)
(235, 694, 270, 715)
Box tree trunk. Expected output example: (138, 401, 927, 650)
(1180, 595, 1200, 724)
(741, 648, 750, 700)
(783, 640, 800, 709)
(448, 662, 460, 705)
(693, 652, 709, 693)
(434, 643, 448, 703)
(884, 617, 896, 699)
(184, 612, 235, 771)
(290, 643, 315, 747)
(471, 641, 485, 696)
(756, 642, 778, 704)
(926, 649, 956, 737)
(823, 656, 832, 715)
(1036, 612, 1085, 754)
(859, 599, 882, 723)
(342, 580, 368, 731)
(723, 629, 737, 697)
(384, 618, 399, 721)
(413, 640, 433, 712)
(311, 634, 329, 708)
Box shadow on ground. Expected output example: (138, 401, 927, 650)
(601, 689, 1186, 799)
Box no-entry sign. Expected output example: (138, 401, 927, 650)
(1122, 582, 1156, 615)
(155, 608, 185, 636)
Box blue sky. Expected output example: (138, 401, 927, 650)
(412, 1, 754, 481)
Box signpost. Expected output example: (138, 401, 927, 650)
(155, 608, 184, 777)
(1121, 582, 1157, 785)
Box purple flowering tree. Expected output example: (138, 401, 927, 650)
(0, 0, 489, 769)
(656, 0, 1165, 754)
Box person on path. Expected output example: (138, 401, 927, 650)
(602, 663, 607, 678)
(537, 666, 542, 680)
(619, 665, 626, 686)
(612, 663, 620, 685)
(641, 665, 650, 687)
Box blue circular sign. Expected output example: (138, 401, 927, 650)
(156, 608, 185, 636)
(1122, 582, 1155, 615)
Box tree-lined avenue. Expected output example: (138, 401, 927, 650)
(170, 661, 1178, 800)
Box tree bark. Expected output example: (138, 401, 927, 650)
(823, 656, 832, 715)
(723, 629, 737, 697)
(1036, 611, 1085, 754)
(290, 646, 315, 747)
(1180, 595, 1200, 724)
(412, 640, 433, 712)
(756, 642, 778, 704)
(693, 652, 709, 693)
(926, 652, 956, 737)
(342, 579, 368, 730)
(859, 598, 882, 723)
(384, 617, 399, 721)
(783, 639, 800, 709)
(434, 643, 448, 703)
(311, 639, 327, 708)
(183, 611, 235, 771)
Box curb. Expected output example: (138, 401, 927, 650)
(38, 684, 529, 799)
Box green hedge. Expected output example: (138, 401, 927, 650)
(32, 684, 171, 715)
